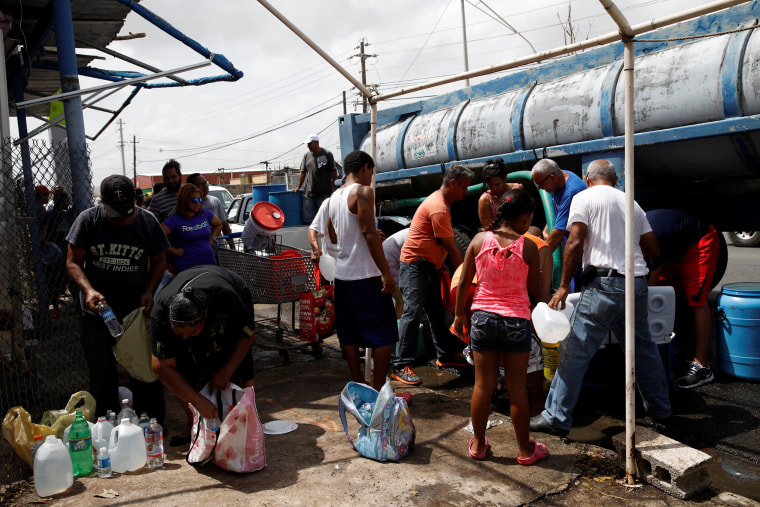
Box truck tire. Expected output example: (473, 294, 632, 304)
(453, 227, 472, 258)
(726, 231, 760, 247)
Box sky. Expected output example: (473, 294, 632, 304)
(20, 0, 710, 188)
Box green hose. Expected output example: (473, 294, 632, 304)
(389, 169, 561, 288)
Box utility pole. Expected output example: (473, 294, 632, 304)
(262, 160, 270, 185)
(131, 135, 138, 186)
(118, 119, 126, 176)
(352, 40, 376, 113)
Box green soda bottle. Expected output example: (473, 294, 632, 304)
(68, 411, 93, 476)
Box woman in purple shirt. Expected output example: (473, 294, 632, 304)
(162, 183, 222, 272)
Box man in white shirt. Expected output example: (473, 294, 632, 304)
(530, 159, 671, 437)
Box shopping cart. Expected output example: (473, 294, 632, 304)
(216, 236, 321, 362)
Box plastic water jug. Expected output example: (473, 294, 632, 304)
(92, 417, 114, 457)
(532, 302, 572, 344)
(109, 419, 147, 473)
(34, 436, 73, 498)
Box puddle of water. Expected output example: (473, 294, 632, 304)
(703, 448, 760, 501)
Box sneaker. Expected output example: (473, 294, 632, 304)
(674, 361, 714, 389)
(392, 366, 422, 386)
(436, 352, 471, 368)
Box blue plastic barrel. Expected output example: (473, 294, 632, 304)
(716, 282, 760, 380)
(252, 184, 287, 204)
(269, 190, 302, 226)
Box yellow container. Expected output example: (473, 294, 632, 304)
(542, 342, 560, 380)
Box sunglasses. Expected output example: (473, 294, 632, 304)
(191, 197, 203, 204)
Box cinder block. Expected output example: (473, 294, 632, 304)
(612, 426, 712, 499)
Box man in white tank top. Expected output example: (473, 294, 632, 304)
(327, 150, 398, 390)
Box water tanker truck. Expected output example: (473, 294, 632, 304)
(338, 1, 760, 255)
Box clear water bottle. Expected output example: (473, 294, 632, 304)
(138, 413, 150, 436)
(117, 399, 138, 425)
(96, 447, 112, 478)
(106, 410, 117, 426)
(207, 417, 221, 431)
(98, 302, 124, 337)
(31, 434, 44, 459)
(68, 411, 93, 477)
(145, 418, 164, 469)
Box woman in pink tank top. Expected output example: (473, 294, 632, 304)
(454, 189, 549, 466)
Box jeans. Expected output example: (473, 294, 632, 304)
(302, 194, 328, 224)
(394, 259, 457, 367)
(80, 313, 166, 424)
(542, 276, 671, 431)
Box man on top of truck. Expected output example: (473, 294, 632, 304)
(392, 164, 474, 386)
(531, 159, 586, 253)
(294, 134, 338, 224)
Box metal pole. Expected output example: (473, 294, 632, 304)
(52, 0, 92, 212)
(133, 135, 137, 185)
(597, 0, 638, 484)
(255, 0, 373, 102)
(374, 0, 750, 103)
(460, 0, 470, 87)
(364, 102, 379, 384)
(360, 40, 368, 113)
(119, 119, 127, 176)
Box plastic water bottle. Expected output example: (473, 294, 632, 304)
(98, 302, 124, 337)
(31, 434, 44, 459)
(34, 436, 73, 497)
(145, 418, 164, 469)
(138, 413, 150, 436)
(96, 447, 112, 478)
(117, 399, 138, 425)
(106, 410, 117, 426)
(68, 411, 93, 476)
(207, 417, 221, 431)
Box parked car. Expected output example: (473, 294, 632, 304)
(726, 231, 760, 247)
(208, 185, 234, 211)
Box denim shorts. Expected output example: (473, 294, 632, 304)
(469, 310, 532, 353)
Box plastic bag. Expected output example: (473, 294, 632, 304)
(187, 384, 266, 473)
(40, 391, 96, 438)
(2, 407, 55, 467)
(113, 308, 157, 382)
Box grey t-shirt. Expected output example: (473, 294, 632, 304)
(203, 194, 227, 223)
(66, 205, 170, 319)
(300, 148, 335, 199)
(148, 188, 177, 223)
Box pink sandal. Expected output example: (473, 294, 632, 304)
(468, 436, 489, 460)
(516, 440, 549, 466)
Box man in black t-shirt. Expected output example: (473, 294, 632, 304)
(66, 175, 170, 419)
(647, 209, 720, 389)
(294, 134, 337, 224)
(151, 265, 255, 442)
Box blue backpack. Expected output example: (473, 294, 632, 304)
(338, 380, 415, 462)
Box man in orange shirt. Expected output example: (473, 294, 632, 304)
(392, 164, 474, 385)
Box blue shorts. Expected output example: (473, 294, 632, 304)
(334, 277, 399, 348)
(469, 310, 532, 353)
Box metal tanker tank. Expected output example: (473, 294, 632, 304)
(358, 29, 760, 176)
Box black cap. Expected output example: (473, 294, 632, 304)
(100, 175, 135, 218)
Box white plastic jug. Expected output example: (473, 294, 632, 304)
(34, 436, 73, 498)
(532, 302, 572, 344)
(92, 418, 114, 455)
(109, 419, 147, 473)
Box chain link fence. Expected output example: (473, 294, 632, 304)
(1, 138, 92, 488)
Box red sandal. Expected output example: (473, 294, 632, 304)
(468, 436, 489, 460)
(516, 440, 549, 466)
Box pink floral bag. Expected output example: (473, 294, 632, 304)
(187, 386, 266, 473)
